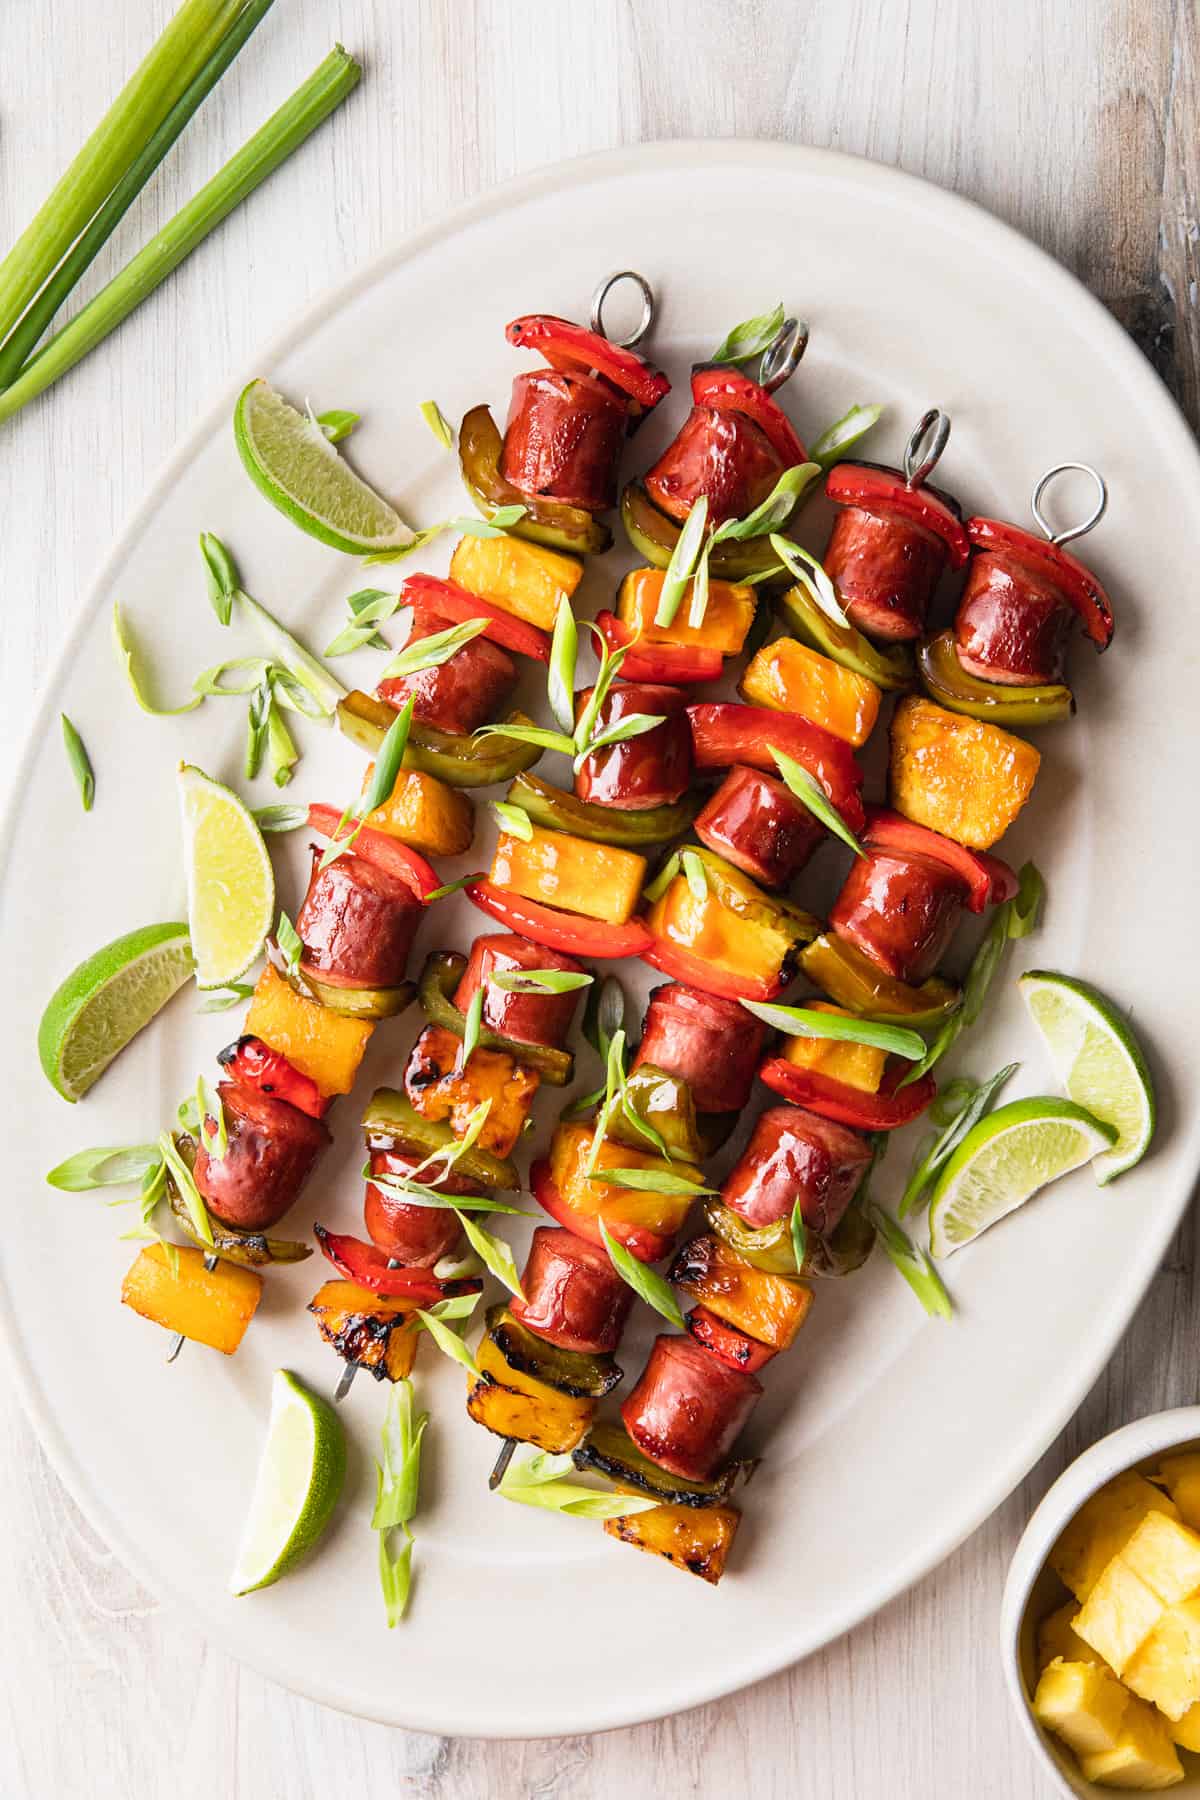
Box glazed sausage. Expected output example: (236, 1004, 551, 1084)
(720, 1104, 872, 1235)
(500, 367, 628, 512)
(194, 1079, 330, 1232)
(377, 600, 517, 734)
(644, 405, 784, 525)
(633, 981, 766, 1115)
(453, 932, 585, 1050)
(510, 1226, 634, 1353)
(574, 680, 692, 809)
(955, 551, 1074, 685)
(823, 505, 948, 643)
(363, 1148, 469, 1267)
(694, 764, 825, 889)
(297, 847, 423, 989)
(621, 1333, 762, 1482)
(828, 847, 968, 985)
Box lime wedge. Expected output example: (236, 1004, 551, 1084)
(38, 922, 194, 1101)
(230, 1369, 346, 1596)
(1020, 970, 1156, 1185)
(177, 764, 274, 988)
(234, 379, 414, 555)
(928, 1097, 1117, 1258)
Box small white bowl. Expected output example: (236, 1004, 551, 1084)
(1001, 1408, 1200, 1798)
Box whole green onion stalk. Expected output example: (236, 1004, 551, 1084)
(0, 46, 361, 427)
(0, 0, 277, 388)
(0, 0, 249, 348)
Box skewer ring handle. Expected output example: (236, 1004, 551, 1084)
(1031, 461, 1108, 546)
(904, 408, 951, 489)
(759, 317, 809, 392)
(590, 270, 655, 347)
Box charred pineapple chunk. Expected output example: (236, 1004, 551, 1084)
(604, 1502, 740, 1585)
(308, 1279, 419, 1382)
(404, 1023, 539, 1157)
(121, 1244, 262, 1354)
(466, 1331, 594, 1452)
(449, 531, 582, 633)
(889, 695, 1040, 849)
(360, 766, 474, 857)
(245, 963, 374, 1097)
(1051, 1470, 1180, 1601)
(669, 1234, 813, 1351)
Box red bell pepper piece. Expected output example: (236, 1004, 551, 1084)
(399, 573, 551, 662)
(529, 1160, 675, 1265)
(690, 365, 807, 468)
(640, 936, 790, 1004)
(505, 315, 670, 411)
(758, 1058, 937, 1130)
(966, 516, 1114, 649)
(863, 808, 1017, 914)
(595, 611, 723, 685)
(314, 1226, 484, 1300)
(826, 463, 971, 568)
(307, 804, 440, 902)
(217, 1036, 330, 1120)
(466, 880, 653, 959)
(687, 703, 866, 836)
(687, 1306, 778, 1374)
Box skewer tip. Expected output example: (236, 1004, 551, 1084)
(488, 1437, 517, 1490)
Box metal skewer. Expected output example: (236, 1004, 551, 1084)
(489, 1438, 517, 1489)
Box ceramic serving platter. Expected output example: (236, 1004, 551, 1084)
(3, 143, 1198, 1737)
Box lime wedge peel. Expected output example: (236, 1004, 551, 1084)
(37, 922, 194, 1102)
(928, 1097, 1117, 1259)
(178, 764, 275, 989)
(234, 379, 415, 555)
(230, 1369, 347, 1596)
(1019, 970, 1156, 1186)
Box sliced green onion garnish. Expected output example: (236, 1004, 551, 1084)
(599, 1220, 685, 1328)
(709, 303, 785, 367)
(741, 999, 925, 1060)
(61, 714, 95, 811)
(655, 495, 709, 627)
(899, 1063, 1019, 1218)
(809, 404, 884, 472)
(767, 533, 849, 628)
(771, 746, 865, 858)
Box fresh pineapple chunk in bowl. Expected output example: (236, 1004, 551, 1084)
(1002, 1411, 1200, 1795)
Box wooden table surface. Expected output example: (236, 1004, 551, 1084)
(1, 3, 1197, 1794)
